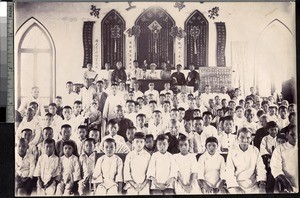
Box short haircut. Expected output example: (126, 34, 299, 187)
(261, 100, 269, 106)
(178, 134, 188, 142)
(159, 93, 166, 97)
(66, 81, 73, 85)
(289, 124, 296, 131)
(134, 132, 145, 140)
(136, 113, 146, 118)
(245, 108, 253, 114)
(137, 97, 144, 100)
(288, 112, 296, 120)
(149, 100, 157, 104)
(127, 126, 137, 130)
(202, 111, 213, 117)
(56, 96, 62, 99)
(21, 128, 32, 134)
(205, 136, 218, 145)
(278, 105, 287, 112)
(193, 109, 201, 113)
(43, 126, 53, 132)
(104, 138, 116, 146)
(276, 133, 287, 141)
(29, 101, 38, 107)
(223, 115, 234, 122)
(126, 100, 135, 104)
(44, 138, 55, 145)
(229, 100, 236, 104)
(193, 117, 203, 121)
(156, 134, 169, 142)
(153, 109, 162, 114)
(171, 108, 178, 112)
(61, 124, 71, 130)
(84, 138, 95, 144)
(266, 121, 278, 130)
(235, 106, 243, 111)
(62, 140, 75, 149)
(163, 100, 171, 105)
(108, 119, 119, 126)
(49, 103, 57, 108)
(45, 113, 53, 117)
(63, 105, 72, 110)
(257, 110, 265, 118)
(187, 93, 194, 98)
(145, 134, 154, 139)
(74, 100, 82, 105)
(178, 107, 185, 111)
(96, 80, 103, 84)
(269, 105, 278, 110)
(18, 138, 29, 146)
(237, 127, 252, 137)
(78, 125, 87, 130)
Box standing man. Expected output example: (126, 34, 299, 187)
(111, 61, 127, 84)
(186, 64, 200, 94)
(171, 64, 186, 91)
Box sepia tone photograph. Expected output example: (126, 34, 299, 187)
(14, 1, 297, 196)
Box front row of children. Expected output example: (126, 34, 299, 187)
(16, 127, 297, 196)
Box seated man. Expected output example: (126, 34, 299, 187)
(270, 125, 298, 193)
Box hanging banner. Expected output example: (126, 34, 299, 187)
(216, 22, 226, 67)
(82, 21, 94, 68)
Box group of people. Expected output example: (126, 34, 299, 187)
(15, 61, 298, 196)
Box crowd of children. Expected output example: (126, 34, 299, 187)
(15, 62, 298, 196)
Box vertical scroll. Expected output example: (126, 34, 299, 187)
(82, 21, 94, 68)
(216, 22, 226, 67)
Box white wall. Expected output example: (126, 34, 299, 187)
(14, 1, 295, 98)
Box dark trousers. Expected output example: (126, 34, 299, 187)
(15, 176, 34, 196)
(151, 188, 175, 195)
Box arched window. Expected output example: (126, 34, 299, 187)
(101, 9, 125, 69)
(135, 6, 175, 68)
(16, 18, 55, 107)
(255, 19, 295, 97)
(185, 10, 208, 68)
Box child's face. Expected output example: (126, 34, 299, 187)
(169, 124, 179, 136)
(136, 116, 145, 127)
(48, 106, 57, 115)
(26, 109, 34, 121)
(78, 128, 87, 140)
(163, 103, 170, 112)
(133, 138, 145, 152)
(193, 111, 201, 118)
(245, 111, 254, 122)
(66, 83, 73, 92)
(276, 137, 286, 145)
(56, 98, 62, 106)
(103, 141, 116, 157)
(262, 104, 269, 113)
(149, 84, 154, 90)
(206, 142, 218, 155)
(287, 128, 297, 146)
(165, 83, 170, 89)
(89, 130, 100, 142)
(45, 116, 53, 126)
(238, 132, 251, 150)
(203, 115, 212, 126)
(111, 85, 118, 94)
(269, 108, 276, 116)
(279, 108, 287, 119)
(73, 103, 82, 115)
(217, 110, 224, 117)
(268, 127, 278, 138)
(259, 117, 268, 127)
(119, 83, 125, 91)
(18, 141, 28, 156)
(236, 108, 244, 117)
(229, 102, 236, 109)
(215, 96, 220, 104)
(21, 131, 33, 142)
(145, 137, 154, 149)
(63, 145, 73, 157)
(184, 121, 193, 133)
(221, 100, 227, 107)
(157, 139, 169, 154)
(43, 129, 53, 140)
(45, 142, 55, 156)
(127, 102, 135, 112)
(63, 108, 72, 120)
(223, 120, 233, 134)
(108, 123, 119, 136)
(188, 100, 195, 108)
(209, 99, 214, 107)
(178, 110, 185, 120)
(170, 111, 178, 120)
(149, 103, 157, 111)
(194, 120, 204, 132)
(61, 127, 71, 140)
(126, 129, 135, 142)
(178, 140, 189, 155)
(84, 141, 95, 154)
(227, 109, 234, 116)
(153, 112, 161, 122)
(288, 106, 295, 114)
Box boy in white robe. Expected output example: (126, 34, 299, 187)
(277, 105, 289, 130)
(174, 135, 199, 194)
(198, 137, 227, 194)
(36, 127, 54, 158)
(270, 125, 298, 193)
(56, 141, 81, 195)
(201, 111, 219, 147)
(148, 110, 167, 139)
(260, 121, 279, 156)
(226, 127, 266, 194)
(124, 132, 151, 195)
(15, 138, 35, 196)
(218, 116, 237, 153)
(33, 139, 61, 196)
(92, 138, 123, 195)
(147, 134, 177, 195)
(78, 138, 97, 195)
(89, 129, 101, 153)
